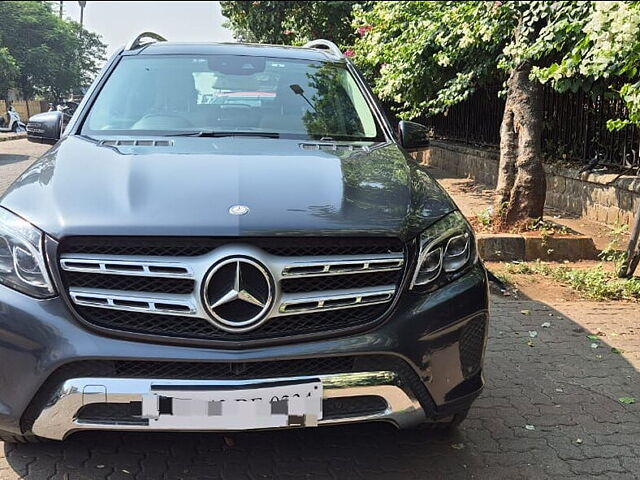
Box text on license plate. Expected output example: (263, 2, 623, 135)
(140, 380, 323, 429)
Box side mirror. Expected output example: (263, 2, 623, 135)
(398, 120, 430, 151)
(26, 111, 63, 145)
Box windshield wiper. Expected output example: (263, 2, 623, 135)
(166, 131, 280, 138)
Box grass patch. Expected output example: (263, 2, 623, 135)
(504, 261, 640, 301)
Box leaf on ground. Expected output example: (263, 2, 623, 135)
(619, 397, 636, 405)
(611, 347, 624, 354)
(586, 335, 600, 341)
(527, 340, 535, 347)
(521, 309, 531, 315)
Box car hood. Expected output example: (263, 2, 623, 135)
(1, 136, 455, 240)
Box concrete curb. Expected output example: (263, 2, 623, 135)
(0, 133, 26, 143)
(477, 233, 598, 262)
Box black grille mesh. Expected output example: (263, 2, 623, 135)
(74, 303, 389, 342)
(59, 236, 404, 257)
(281, 270, 400, 293)
(64, 271, 194, 294)
(459, 315, 487, 378)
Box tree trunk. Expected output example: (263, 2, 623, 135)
(494, 62, 546, 226)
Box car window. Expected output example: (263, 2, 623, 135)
(82, 55, 383, 141)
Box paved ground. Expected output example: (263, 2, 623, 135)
(0, 139, 49, 195)
(0, 143, 638, 479)
(0, 133, 26, 143)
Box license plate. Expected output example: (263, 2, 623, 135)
(141, 380, 323, 429)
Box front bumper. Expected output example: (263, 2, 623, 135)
(0, 264, 488, 439)
(32, 371, 425, 440)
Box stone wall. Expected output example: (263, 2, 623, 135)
(416, 141, 640, 228)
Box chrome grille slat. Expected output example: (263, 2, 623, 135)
(60, 255, 193, 279)
(69, 288, 197, 316)
(277, 287, 396, 316)
(281, 254, 404, 278)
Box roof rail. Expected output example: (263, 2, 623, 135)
(125, 32, 167, 51)
(303, 39, 343, 58)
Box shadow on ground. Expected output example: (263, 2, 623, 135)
(3, 292, 640, 480)
(0, 154, 30, 166)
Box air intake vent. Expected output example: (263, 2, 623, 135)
(99, 139, 174, 147)
(299, 143, 370, 152)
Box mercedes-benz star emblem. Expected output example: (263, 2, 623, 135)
(203, 257, 273, 332)
(229, 205, 250, 216)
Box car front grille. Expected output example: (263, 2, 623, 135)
(57, 237, 406, 344)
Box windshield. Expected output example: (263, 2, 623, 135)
(82, 55, 383, 141)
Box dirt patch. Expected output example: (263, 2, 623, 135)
(469, 215, 580, 236)
(487, 261, 583, 302)
(487, 260, 639, 302)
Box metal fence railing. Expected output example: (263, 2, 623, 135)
(424, 86, 640, 173)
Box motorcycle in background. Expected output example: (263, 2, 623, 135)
(0, 105, 25, 132)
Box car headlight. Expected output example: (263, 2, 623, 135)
(0, 207, 55, 298)
(410, 211, 476, 290)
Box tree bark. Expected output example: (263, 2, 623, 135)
(494, 62, 546, 227)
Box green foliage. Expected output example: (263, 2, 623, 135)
(505, 261, 640, 301)
(0, 47, 19, 98)
(532, 1, 640, 130)
(223, 1, 640, 130)
(599, 223, 629, 271)
(0, 1, 106, 100)
(352, 1, 515, 119)
(220, 1, 368, 46)
(352, 1, 640, 129)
